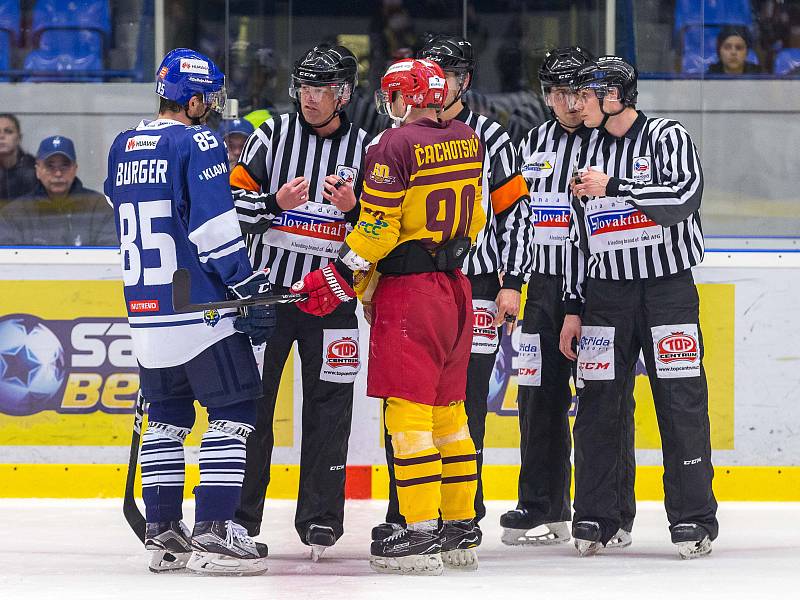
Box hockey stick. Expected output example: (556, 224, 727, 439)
(171, 268, 307, 313)
(123, 390, 146, 543)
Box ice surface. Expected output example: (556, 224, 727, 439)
(0, 499, 798, 600)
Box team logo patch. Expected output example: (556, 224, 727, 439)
(203, 309, 220, 327)
(320, 329, 360, 383)
(179, 58, 210, 75)
(370, 163, 396, 185)
(336, 165, 358, 186)
(470, 300, 499, 354)
(158, 66, 169, 79)
(632, 156, 651, 183)
(125, 135, 161, 152)
(651, 324, 701, 379)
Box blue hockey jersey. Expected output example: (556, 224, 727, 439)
(105, 118, 253, 368)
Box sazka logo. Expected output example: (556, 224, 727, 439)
(327, 337, 359, 368)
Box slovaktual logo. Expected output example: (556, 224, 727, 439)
(0, 314, 138, 416)
(326, 337, 359, 369)
(657, 331, 698, 363)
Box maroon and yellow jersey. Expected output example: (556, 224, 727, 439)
(346, 118, 486, 265)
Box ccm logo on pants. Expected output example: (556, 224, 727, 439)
(320, 329, 361, 383)
(514, 333, 542, 386)
(651, 324, 701, 379)
(577, 326, 615, 386)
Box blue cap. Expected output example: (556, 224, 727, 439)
(219, 118, 255, 138)
(156, 48, 226, 113)
(37, 136, 76, 162)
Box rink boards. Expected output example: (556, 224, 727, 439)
(0, 248, 797, 500)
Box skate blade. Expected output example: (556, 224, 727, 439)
(604, 529, 632, 551)
(442, 548, 478, 571)
(574, 539, 601, 557)
(310, 545, 327, 562)
(187, 551, 268, 576)
(148, 550, 190, 573)
(501, 523, 571, 546)
(676, 537, 712, 560)
(369, 553, 444, 576)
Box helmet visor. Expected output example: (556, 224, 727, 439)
(289, 77, 350, 102)
(204, 87, 227, 114)
(374, 89, 391, 115)
(542, 85, 576, 109)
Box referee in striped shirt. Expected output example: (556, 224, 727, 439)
(502, 46, 635, 550)
(372, 35, 533, 539)
(230, 44, 371, 556)
(560, 56, 718, 559)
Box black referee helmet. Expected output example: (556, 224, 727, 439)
(571, 55, 638, 110)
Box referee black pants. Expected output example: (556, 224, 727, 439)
(573, 270, 718, 545)
(235, 294, 356, 543)
(515, 272, 637, 531)
(382, 273, 499, 526)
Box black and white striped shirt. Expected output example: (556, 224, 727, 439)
(231, 111, 371, 287)
(519, 119, 590, 277)
(456, 106, 533, 289)
(564, 111, 705, 313)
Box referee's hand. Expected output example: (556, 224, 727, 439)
(559, 314, 582, 361)
(276, 176, 310, 210)
(322, 174, 357, 212)
(493, 288, 520, 335)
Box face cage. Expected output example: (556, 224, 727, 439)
(289, 78, 350, 103)
(203, 87, 227, 115)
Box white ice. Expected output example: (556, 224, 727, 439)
(1, 499, 798, 600)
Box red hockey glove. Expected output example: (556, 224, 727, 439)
(291, 263, 355, 317)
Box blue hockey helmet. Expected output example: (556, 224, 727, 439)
(155, 48, 226, 114)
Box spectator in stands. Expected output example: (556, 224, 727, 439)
(0, 114, 38, 206)
(219, 118, 255, 171)
(707, 26, 763, 75)
(0, 135, 116, 246)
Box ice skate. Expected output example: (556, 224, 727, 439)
(573, 520, 603, 557)
(144, 520, 193, 573)
(500, 509, 570, 546)
(672, 523, 712, 560)
(440, 520, 481, 570)
(369, 527, 443, 575)
(306, 524, 335, 562)
(187, 520, 268, 576)
(604, 528, 632, 550)
(371, 521, 404, 541)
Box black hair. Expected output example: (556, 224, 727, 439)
(0, 113, 21, 134)
(717, 25, 752, 52)
(159, 97, 185, 114)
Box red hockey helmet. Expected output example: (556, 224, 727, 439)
(375, 58, 448, 122)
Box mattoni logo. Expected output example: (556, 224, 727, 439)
(657, 331, 698, 364)
(327, 337, 359, 368)
(125, 135, 161, 152)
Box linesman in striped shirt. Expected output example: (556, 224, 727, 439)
(230, 44, 371, 559)
(371, 35, 533, 540)
(503, 46, 635, 550)
(560, 56, 718, 559)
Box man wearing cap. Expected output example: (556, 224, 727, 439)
(0, 135, 116, 246)
(218, 118, 255, 171)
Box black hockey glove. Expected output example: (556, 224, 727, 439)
(229, 271, 277, 345)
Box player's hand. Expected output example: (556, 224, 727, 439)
(276, 176, 310, 210)
(559, 314, 582, 361)
(570, 167, 610, 199)
(322, 174, 357, 212)
(291, 264, 355, 317)
(229, 271, 277, 345)
(493, 288, 521, 335)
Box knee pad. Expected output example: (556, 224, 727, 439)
(433, 424, 471, 449)
(147, 399, 196, 430)
(391, 430, 435, 455)
(207, 399, 257, 430)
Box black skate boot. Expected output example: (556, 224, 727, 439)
(144, 520, 192, 573)
(671, 523, 712, 560)
(369, 527, 443, 575)
(573, 520, 603, 557)
(371, 522, 404, 541)
(187, 520, 268, 576)
(500, 508, 570, 546)
(306, 524, 336, 562)
(440, 520, 481, 570)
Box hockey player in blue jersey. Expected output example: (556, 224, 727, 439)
(106, 48, 275, 576)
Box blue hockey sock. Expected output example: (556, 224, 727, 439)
(194, 419, 254, 523)
(141, 421, 190, 523)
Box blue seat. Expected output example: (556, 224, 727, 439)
(32, 0, 111, 39)
(39, 29, 103, 56)
(682, 24, 759, 74)
(0, 0, 20, 41)
(774, 48, 800, 76)
(23, 48, 103, 82)
(675, 0, 753, 34)
(0, 31, 9, 80)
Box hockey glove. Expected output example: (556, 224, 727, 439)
(291, 263, 355, 317)
(229, 270, 277, 345)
